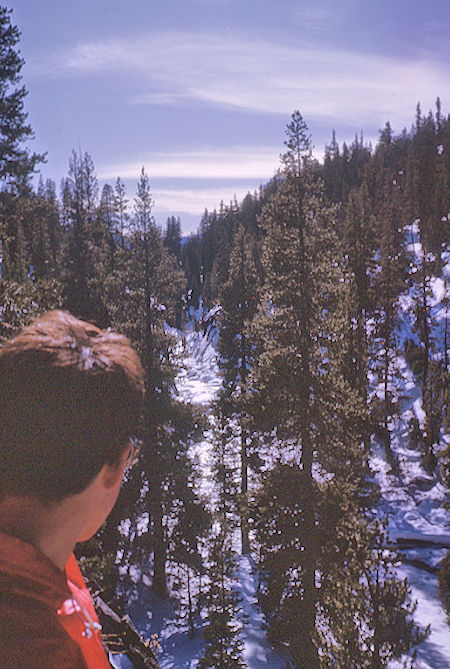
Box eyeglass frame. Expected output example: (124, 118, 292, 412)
(125, 437, 142, 469)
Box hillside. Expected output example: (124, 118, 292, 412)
(113, 243, 449, 668)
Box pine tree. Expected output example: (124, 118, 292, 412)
(407, 230, 445, 470)
(181, 233, 202, 310)
(198, 417, 246, 669)
(60, 150, 110, 324)
(164, 216, 182, 264)
(317, 515, 428, 668)
(218, 221, 260, 554)
(404, 104, 448, 470)
(27, 178, 60, 280)
(370, 175, 409, 458)
(129, 168, 172, 598)
(170, 482, 210, 638)
(322, 129, 343, 202)
(163, 216, 184, 327)
(99, 168, 194, 601)
(248, 111, 425, 667)
(0, 188, 62, 334)
(342, 181, 376, 408)
(408, 104, 449, 262)
(249, 111, 341, 667)
(114, 177, 129, 249)
(0, 5, 47, 331)
(0, 6, 43, 188)
(197, 529, 246, 669)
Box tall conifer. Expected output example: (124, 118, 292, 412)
(218, 221, 260, 553)
(249, 111, 424, 667)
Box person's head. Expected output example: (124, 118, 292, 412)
(0, 310, 145, 504)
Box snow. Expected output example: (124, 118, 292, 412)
(176, 321, 221, 502)
(237, 556, 286, 668)
(393, 564, 449, 669)
(120, 238, 449, 667)
(370, 242, 450, 668)
(119, 319, 290, 668)
(430, 276, 446, 304)
(176, 322, 287, 666)
(175, 323, 222, 407)
(372, 421, 450, 669)
(126, 302, 449, 668)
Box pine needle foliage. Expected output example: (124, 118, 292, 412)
(248, 111, 426, 668)
(198, 416, 246, 669)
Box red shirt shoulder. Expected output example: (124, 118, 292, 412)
(0, 532, 103, 668)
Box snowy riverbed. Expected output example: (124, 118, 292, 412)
(116, 282, 449, 668)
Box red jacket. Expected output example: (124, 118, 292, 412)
(0, 531, 111, 668)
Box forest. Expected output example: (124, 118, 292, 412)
(0, 5, 449, 668)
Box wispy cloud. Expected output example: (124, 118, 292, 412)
(48, 31, 448, 127)
(97, 146, 279, 225)
(153, 186, 254, 217)
(97, 146, 280, 181)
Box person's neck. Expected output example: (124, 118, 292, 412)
(0, 495, 84, 571)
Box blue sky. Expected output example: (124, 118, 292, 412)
(11, 0, 450, 233)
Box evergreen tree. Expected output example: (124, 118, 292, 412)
(322, 129, 343, 202)
(0, 6, 43, 188)
(181, 233, 202, 310)
(342, 181, 376, 407)
(208, 219, 233, 305)
(408, 103, 449, 262)
(163, 216, 184, 327)
(128, 167, 172, 598)
(197, 529, 246, 669)
(100, 168, 193, 601)
(27, 177, 61, 280)
(164, 215, 182, 264)
(170, 481, 210, 638)
(248, 111, 424, 667)
(317, 517, 427, 668)
(0, 5, 48, 330)
(114, 176, 129, 249)
(217, 221, 260, 554)
(198, 417, 246, 669)
(407, 230, 445, 470)
(370, 175, 409, 457)
(249, 112, 341, 667)
(60, 150, 109, 324)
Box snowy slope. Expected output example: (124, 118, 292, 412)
(369, 225, 449, 668)
(118, 316, 288, 669)
(238, 556, 286, 669)
(175, 320, 222, 407)
(174, 318, 286, 667)
(116, 248, 449, 668)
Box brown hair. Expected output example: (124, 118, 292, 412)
(0, 310, 145, 502)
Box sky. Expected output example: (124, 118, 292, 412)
(10, 0, 450, 234)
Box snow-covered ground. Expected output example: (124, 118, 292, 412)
(117, 239, 449, 668)
(238, 556, 286, 668)
(117, 317, 290, 668)
(175, 321, 222, 407)
(147, 315, 449, 668)
(370, 226, 449, 668)
(175, 319, 287, 667)
(371, 426, 449, 668)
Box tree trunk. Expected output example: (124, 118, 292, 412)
(240, 426, 250, 554)
(187, 567, 195, 639)
(300, 410, 318, 668)
(240, 293, 250, 555)
(151, 486, 167, 599)
(297, 200, 319, 669)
